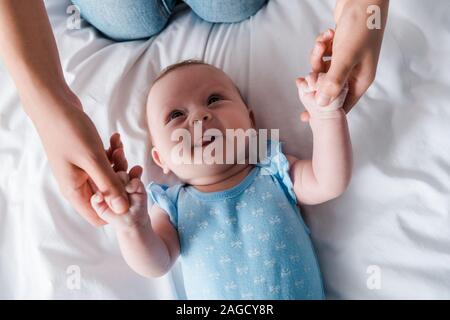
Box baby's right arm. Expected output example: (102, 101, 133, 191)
(91, 172, 180, 278)
(91, 135, 179, 278)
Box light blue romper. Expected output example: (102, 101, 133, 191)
(146, 140, 324, 299)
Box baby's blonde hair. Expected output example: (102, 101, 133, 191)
(154, 59, 207, 83)
(152, 59, 246, 103)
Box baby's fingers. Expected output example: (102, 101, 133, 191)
(126, 178, 148, 215)
(112, 148, 128, 172)
(125, 178, 145, 194)
(90, 192, 115, 223)
(296, 77, 310, 96)
(129, 165, 143, 181)
(296, 78, 315, 105)
(305, 72, 319, 91)
(300, 111, 310, 123)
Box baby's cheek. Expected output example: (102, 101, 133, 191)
(222, 107, 249, 126)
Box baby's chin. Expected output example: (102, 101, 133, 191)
(167, 142, 253, 185)
(173, 162, 239, 186)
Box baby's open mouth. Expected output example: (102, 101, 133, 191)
(193, 134, 219, 148)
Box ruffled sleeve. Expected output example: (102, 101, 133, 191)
(257, 139, 297, 205)
(146, 182, 181, 229)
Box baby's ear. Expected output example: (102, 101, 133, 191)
(151, 147, 170, 175)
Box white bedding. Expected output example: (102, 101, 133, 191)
(1, 0, 450, 299)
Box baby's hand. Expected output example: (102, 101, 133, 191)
(91, 171, 150, 232)
(93, 133, 149, 231)
(296, 72, 348, 120)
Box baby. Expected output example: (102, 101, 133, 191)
(91, 46, 352, 299)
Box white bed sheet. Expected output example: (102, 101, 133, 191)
(1, 0, 450, 299)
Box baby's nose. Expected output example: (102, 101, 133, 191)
(191, 112, 212, 126)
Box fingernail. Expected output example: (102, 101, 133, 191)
(111, 195, 128, 213)
(317, 93, 330, 106)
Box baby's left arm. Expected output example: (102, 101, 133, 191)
(287, 73, 353, 205)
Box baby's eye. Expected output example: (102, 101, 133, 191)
(168, 110, 184, 121)
(207, 94, 222, 105)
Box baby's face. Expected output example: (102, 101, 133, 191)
(147, 64, 254, 185)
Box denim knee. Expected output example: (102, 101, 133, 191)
(184, 0, 268, 23)
(71, 0, 177, 41)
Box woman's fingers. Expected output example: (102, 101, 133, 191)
(90, 192, 120, 224)
(342, 56, 376, 113)
(106, 132, 123, 161)
(112, 147, 128, 172)
(90, 192, 113, 220)
(316, 51, 354, 106)
(87, 177, 99, 195)
(105, 133, 129, 172)
(315, 28, 334, 43)
(342, 71, 372, 113)
(90, 170, 130, 216)
(116, 171, 130, 186)
(311, 29, 334, 73)
(310, 41, 327, 72)
(84, 152, 129, 214)
(110, 132, 123, 150)
(63, 166, 107, 226)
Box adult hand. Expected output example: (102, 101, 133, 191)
(33, 95, 130, 226)
(91, 137, 147, 233)
(309, 0, 389, 117)
(0, 1, 131, 226)
(297, 72, 348, 121)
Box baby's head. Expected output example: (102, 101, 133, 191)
(147, 60, 255, 186)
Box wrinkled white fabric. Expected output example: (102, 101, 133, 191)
(1, 0, 450, 299)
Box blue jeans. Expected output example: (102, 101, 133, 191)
(71, 0, 268, 41)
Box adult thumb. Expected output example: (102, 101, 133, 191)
(85, 155, 129, 214)
(316, 57, 353, 106)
